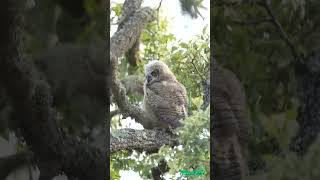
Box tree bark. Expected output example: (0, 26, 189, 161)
(110, 129, 178, 153)
(290, 51, 320, 155)
(110, 1, 156, 124)
(117, 0, 143, 67)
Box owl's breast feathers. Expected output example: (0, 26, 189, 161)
(146, 80, 188, 128)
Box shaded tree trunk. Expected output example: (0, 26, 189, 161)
(290, 52, 320, 155)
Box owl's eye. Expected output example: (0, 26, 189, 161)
(151, 71, 158, 77)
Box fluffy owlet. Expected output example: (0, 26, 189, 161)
(141, 60, 188, 129)
(212, 65, 250, 180)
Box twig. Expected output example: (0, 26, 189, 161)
(193, 0, 204, 21)
(188, 54, 206, 82)
(156, 0, 163, 11)
(156, 0, 163, 31)
(110, 109, 120, 118)
(231, 18, 272, 26)
(258, 0, 301, 61)
(214, 1, 240, 7)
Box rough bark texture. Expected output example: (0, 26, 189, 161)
(0, 1, 107, 179)
(110, 2, 156, 123)
(117, 0, 142, 67)
(290, 51, 320, 155)
(110, 129, 178, 153)
(121, 75, 144, 96)
(212, 65, 250, 180)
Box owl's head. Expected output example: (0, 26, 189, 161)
(144, 60, 176, 85)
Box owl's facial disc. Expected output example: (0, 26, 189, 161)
(146, 69, 159, 84)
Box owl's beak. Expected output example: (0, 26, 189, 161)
(146, 74, 153, 83)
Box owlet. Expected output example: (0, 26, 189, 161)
(141, 60, 188, 129)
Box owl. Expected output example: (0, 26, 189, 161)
(141, 60, 188, 129)
(212, 65, 250, 180)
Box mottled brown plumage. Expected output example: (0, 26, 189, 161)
(212, 65, 250, 180)
(141, 60, 188, 129)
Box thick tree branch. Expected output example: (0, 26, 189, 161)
(110, 129, 178, 153)
(121, 75, 144, 96)
(118, 0, 143, 67)
(290, 51, 320, 155)
(110, 109, 120, 118)
(110, 4, 155, 122)
(117, 0, 143, 27)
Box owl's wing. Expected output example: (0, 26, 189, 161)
(146, 81, 187, 128)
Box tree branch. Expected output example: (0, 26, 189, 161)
(110, 129, 178, 153)
(121, 75, 144, 96)
(230, 18, 272, 26)
(117, 0, 143, 67)
(110, 109, 120, 118)
(117, 0, 143, 28)
(258, 0, 300, 60)
(110, 3, 155, 122)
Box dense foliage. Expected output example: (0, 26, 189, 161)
(213, 0, 320, 178)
